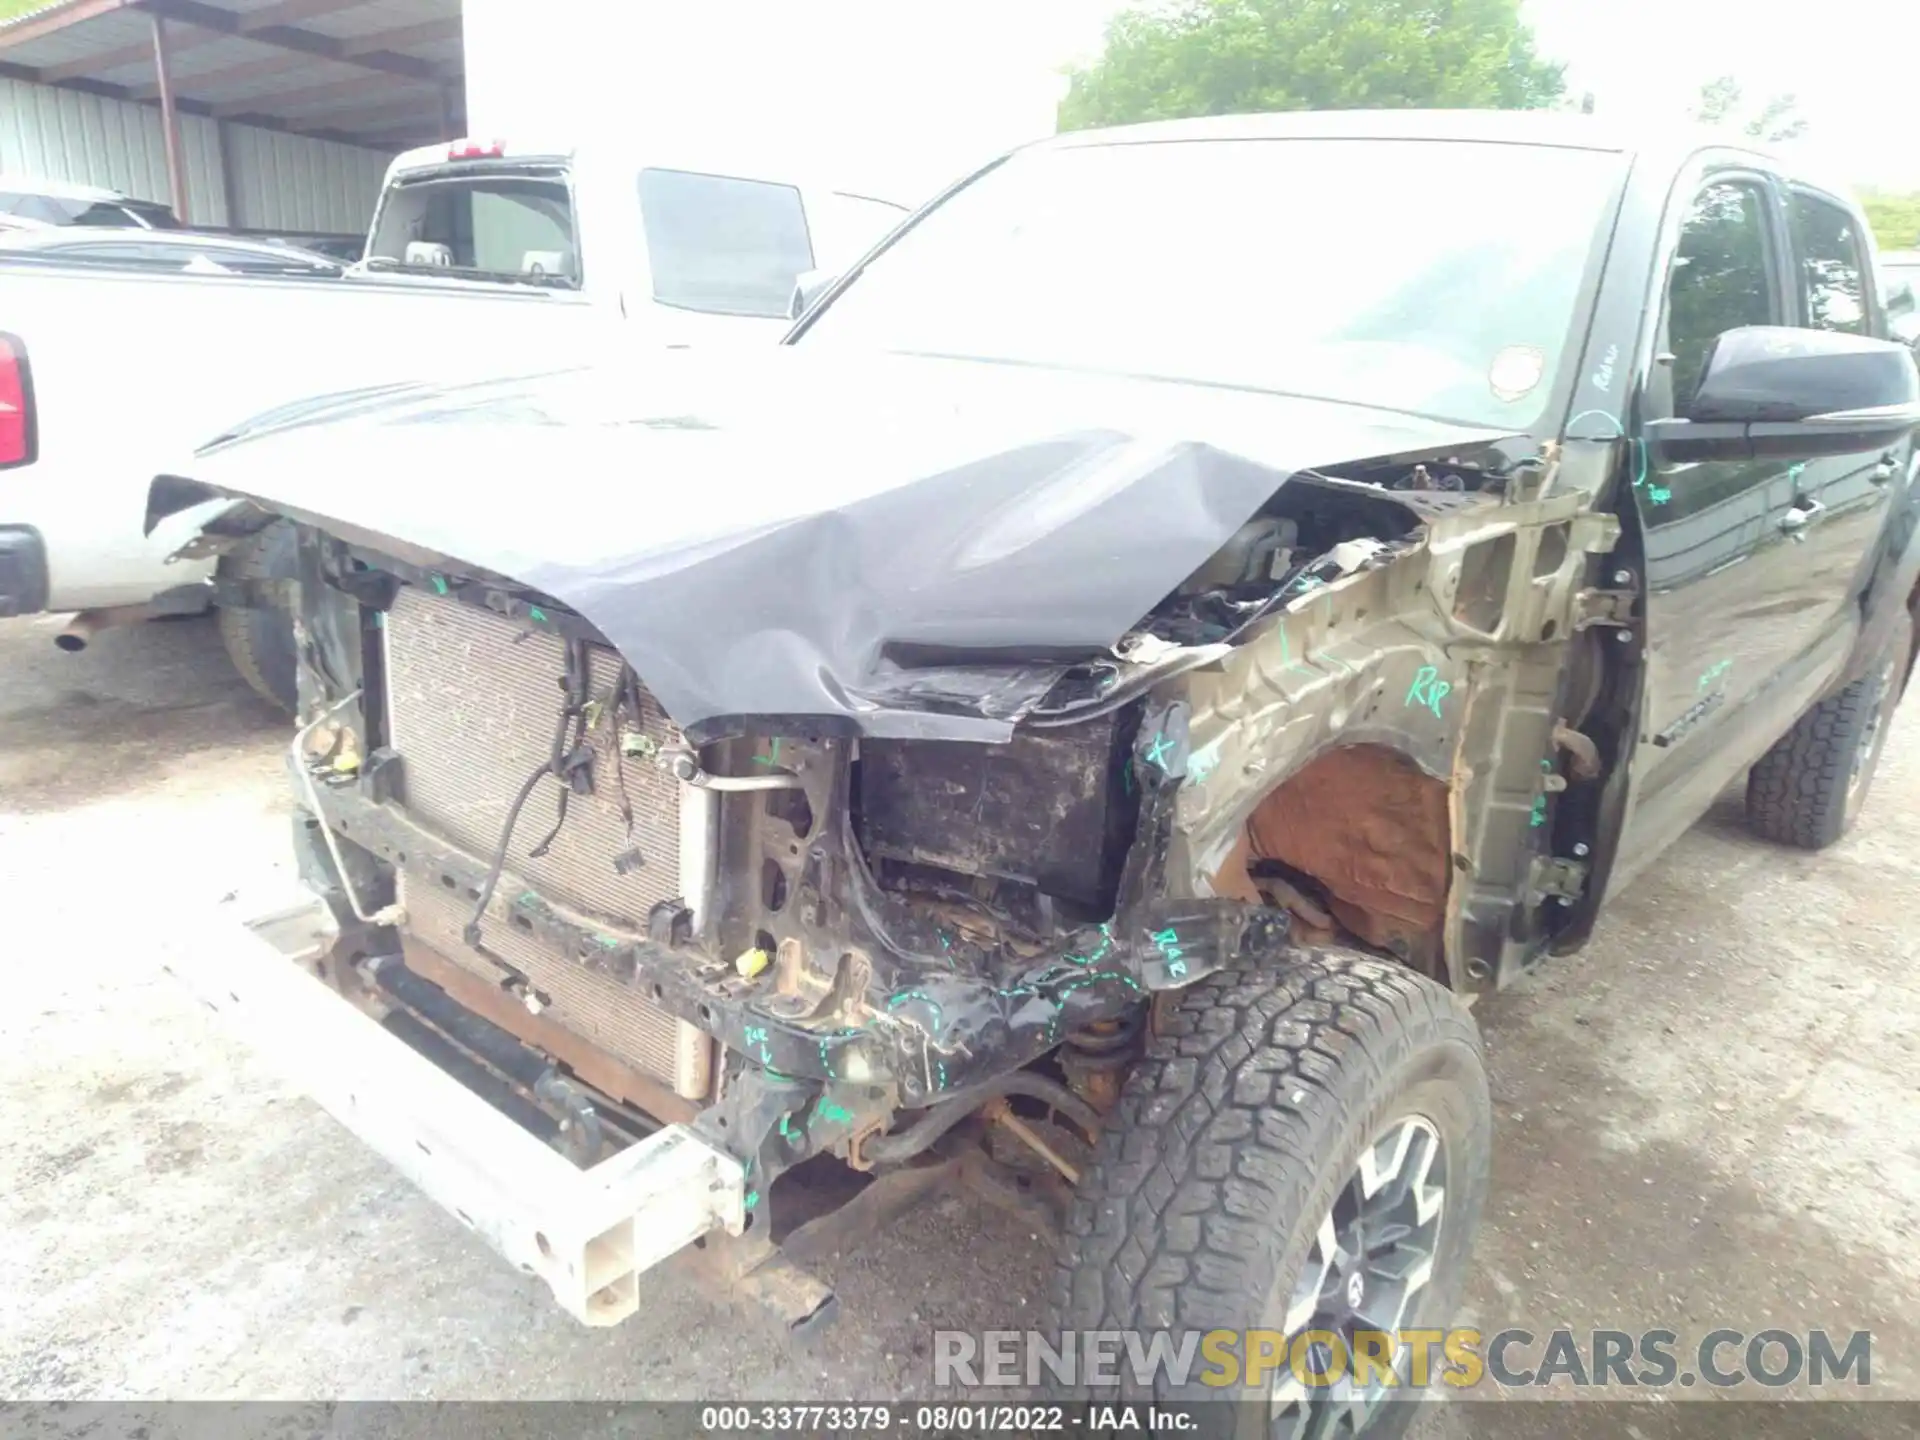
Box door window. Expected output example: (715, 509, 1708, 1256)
(1789, 191, 1870, 334)
(638, 168, 814, 319)
(1665, 180, 1779, 410)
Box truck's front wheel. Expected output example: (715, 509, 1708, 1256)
(215, 520, 298, 713)
(1048, 951, 1490, 1436)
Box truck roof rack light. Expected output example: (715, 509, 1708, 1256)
(448, 139, 506, 160)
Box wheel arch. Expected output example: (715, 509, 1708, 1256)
(1194, 734, 1463, 989)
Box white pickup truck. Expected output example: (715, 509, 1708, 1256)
(0, 137, 907, 705)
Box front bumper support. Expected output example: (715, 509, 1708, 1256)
(165, 889, 747, 1326)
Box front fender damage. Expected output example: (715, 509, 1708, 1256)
(1171, 468, 1622, 989)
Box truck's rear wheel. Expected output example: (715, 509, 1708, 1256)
(1747, 609, 1911, 850)
(215, 521, 298, 713)
(1048, 951, 1490, 1437)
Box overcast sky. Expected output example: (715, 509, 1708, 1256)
(466, 0, 1920, 201)
(1526, 0, 1920, 189)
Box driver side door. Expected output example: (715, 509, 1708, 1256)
(1623, 171, 1844, 862)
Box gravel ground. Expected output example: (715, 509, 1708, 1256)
(3, 611, 1918, 1436)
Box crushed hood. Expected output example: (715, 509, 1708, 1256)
(157, 347, 1517, 740)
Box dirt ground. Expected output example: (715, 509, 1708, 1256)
(3, 611, 1918, 1435)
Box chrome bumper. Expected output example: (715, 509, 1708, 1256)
(165, 889, 747, 1326)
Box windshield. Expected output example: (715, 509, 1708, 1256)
(0, 238, 338, 275)
(0, 192, 178, 229)
(800, 137, 1625, 428)
(366, 170, 578, 287)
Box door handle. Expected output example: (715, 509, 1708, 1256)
(1779, 499, 1825, 533)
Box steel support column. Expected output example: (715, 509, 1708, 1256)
(150, 12, 190, 224)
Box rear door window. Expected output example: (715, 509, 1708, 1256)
(1788, 191, 1871, 334)
(638, 167, 814, 318)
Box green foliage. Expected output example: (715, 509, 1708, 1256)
(1694, 75, 1743, 126)
(1691, 74, 1807, 143)
(1058, 0, 1566, 131)
(1860, 191, 1920, 253)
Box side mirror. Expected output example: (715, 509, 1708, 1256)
(788, 267, 838, 321)
(1886, 277, 1916, 322)
(1650, 325, 1920, 463)
(1888, 279, 1920, 346)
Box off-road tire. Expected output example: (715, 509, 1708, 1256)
(1747, 609, 1912, 850)
(1048, 950, 1490, 1436)
(215, 520, 298, 713)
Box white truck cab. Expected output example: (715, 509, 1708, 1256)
(360, 138, 909, 341)
(0, 138, 911, 697)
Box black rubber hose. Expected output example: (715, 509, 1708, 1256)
(861, 1070, 1102, 1166)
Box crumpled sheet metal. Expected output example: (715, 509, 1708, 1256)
(151, 349, 1511, 741)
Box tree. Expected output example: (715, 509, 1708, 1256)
(1692, 74, 1807, 143)
(1058, 0, 1566, 131)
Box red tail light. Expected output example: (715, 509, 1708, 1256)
(0, 333, 31, 469)
(447, 138, 506, 160)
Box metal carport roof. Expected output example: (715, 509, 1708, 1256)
(0, 0, 464, 151)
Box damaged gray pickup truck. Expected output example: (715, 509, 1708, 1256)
(152, 112, 1920, 1425)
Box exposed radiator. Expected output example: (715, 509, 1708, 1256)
(383, 586, 712, 1099)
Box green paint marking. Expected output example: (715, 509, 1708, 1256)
(753, 737, 783, 767)
(888, 991, 945, 1029)
(1149, 926, 1190, 980)
(1063, 922, 1115, 968)
(1698, 659, 1733, 691)
(1404, 665, 1451, 719)
(527, 605, 547, 623)
(743, 1024, 773, 1064)
(1144, 731, 1176, 771)
(1186, 746, 1220, 785)
(430, 574, 449, 595)
(1530, 795, 1549, 828)
(816, 1101, 855, 1126)
(1648, 484, 1672, 506)
(778, 1115, 794, 1140)
(744, 1190, 760, 1210)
